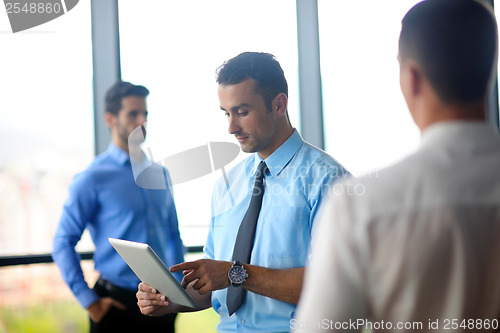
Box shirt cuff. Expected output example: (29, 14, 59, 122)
(75, 287, 99, 309)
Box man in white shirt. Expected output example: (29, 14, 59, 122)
(294, 0, 500, 332)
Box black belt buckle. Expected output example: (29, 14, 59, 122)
(96, 277, 134, 297)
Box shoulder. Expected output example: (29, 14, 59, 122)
(210, 154, 254, 216)
(212, 154, 253, 192)
(294, 142, 350, 180)
(327, 148, 430, 221)
(69, 152, 116, 189)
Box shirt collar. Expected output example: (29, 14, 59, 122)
(252, 129, 304, 177)
(106, 143, 130, 165)
(420, 120, 500, 150)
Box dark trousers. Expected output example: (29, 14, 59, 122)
(90, 277, 176, 333)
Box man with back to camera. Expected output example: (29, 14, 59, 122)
(52, 81, 184, 332)
(136, 52, 349, 332)
(294, 0, 500, 332)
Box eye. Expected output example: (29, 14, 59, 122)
(224, 111, 230, 118)
(238, 111, 248, 117)
(128, 111, 148, 118)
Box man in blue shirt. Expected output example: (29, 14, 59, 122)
(136, 52, 348, 332)
(52, 81, 184, 332)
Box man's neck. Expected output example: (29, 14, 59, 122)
(112, 138, 129, 153)
(257, 126, 295, 159)
(417, 100, 487, 133)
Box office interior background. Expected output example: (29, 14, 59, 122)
(1, 0, 499, 332)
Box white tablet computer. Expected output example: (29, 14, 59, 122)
(109, 238, 198, 309)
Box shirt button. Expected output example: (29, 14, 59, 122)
(149, 229, 155, 236)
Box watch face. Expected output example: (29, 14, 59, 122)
(229, 266, 246, 284)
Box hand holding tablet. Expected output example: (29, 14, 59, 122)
(109, 238, 198, 309)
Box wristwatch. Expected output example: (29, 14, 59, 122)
(228, 261, 248, 286)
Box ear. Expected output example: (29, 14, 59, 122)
(273, 93, 288, 117)
(407, 61, 423, 98)
(104, 112, 116, 129)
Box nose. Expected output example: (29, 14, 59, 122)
(227, 114, 240, 135)
(137, 112, 147, 126)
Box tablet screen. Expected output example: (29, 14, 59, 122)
(109, 238, 198, 309)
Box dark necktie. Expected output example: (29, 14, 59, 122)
(226, 161, 268, 315)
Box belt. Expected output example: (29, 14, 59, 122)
(96, 277, 137, 298)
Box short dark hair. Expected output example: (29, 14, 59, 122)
(105, 81, 149, 115)
(399, 0, 497, 103)
(216, 52, 288, 111)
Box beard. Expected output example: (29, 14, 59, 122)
(238, 128, 276, 154)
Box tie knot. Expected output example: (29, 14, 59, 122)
(256, 161, 267, 177)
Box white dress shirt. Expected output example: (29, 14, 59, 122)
(294, 121, 500, 332)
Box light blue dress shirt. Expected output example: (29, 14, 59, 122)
(52, 143, 185, 309)
(204, 130, 349, 332)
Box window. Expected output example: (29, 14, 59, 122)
(119, 0, 299, 246)
(319, 0, 423, 176)
(0, 3, 94, 331)
(495, 2, 500, 125)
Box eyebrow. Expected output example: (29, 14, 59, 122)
(220, 103, 252, 112)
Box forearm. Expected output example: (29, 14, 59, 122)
(52, 235, 97, 308)
(172, 259, 304, 305)
(53, 191, 94, 308)
(242, 266, 304, 304)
